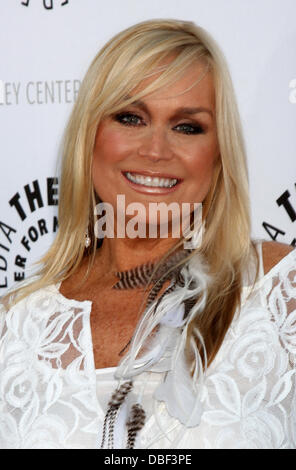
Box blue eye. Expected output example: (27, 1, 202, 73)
(174, 123, 204, 135)
(114, 113, 143, 126)
(113, 113, 204, 135)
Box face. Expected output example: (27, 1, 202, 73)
(92, 61, 220, 234)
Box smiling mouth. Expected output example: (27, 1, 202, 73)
(124, 171, 179, 188)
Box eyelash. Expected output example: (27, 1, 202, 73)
(113, 112, 205, 135)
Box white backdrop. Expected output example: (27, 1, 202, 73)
(0, 0, 295, 295)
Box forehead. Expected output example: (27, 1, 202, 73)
(130, 61, 215, 109)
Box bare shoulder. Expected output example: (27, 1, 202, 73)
(262, 241, 295, 275)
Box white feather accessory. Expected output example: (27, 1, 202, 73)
(159, 303, 186, 327)
(115, 251, 210, 427)
(153, 352, 203, 427)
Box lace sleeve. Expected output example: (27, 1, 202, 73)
(0, 301, 8, 361)
(263, 249, 296, 362)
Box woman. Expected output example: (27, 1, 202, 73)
(0, 19, 295, 449)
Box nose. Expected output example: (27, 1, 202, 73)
(137, 127, 174, 162)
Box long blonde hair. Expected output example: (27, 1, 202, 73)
(2, 19, 258, 367)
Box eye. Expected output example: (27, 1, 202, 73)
(113, 112, 144, 127)
(174, 123, 204, 135)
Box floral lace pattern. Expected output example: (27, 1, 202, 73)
(0, 244, 295, 449)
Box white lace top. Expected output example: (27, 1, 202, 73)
(0, 240, 296, 449)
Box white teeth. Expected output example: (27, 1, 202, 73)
(125, 172, 178, 188)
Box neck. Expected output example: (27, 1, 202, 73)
(94, 236, 181, 275)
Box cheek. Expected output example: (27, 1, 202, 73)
(92, 130, 123, 192)
(92, 127, 132, 201)
(93, 124, 137, 168)
(187, 138, 218, 177)
(184, 138, 219, 201)
(93, 132, 122, 166)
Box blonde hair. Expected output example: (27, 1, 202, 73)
(2, 19, 258, 367)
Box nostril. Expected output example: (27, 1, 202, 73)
(137, 142, 172, 161)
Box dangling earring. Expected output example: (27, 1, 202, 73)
(85, 227, 91, 248)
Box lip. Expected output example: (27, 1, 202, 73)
(122, 169, 182, 180)
(121, 170, 182, 195)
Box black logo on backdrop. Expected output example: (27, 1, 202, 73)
(21, 0, 69, 8)
(0, 178, 59, 291)
(262, 183, 296, 247)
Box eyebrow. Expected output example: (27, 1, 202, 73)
(126, 98, 214, 118)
